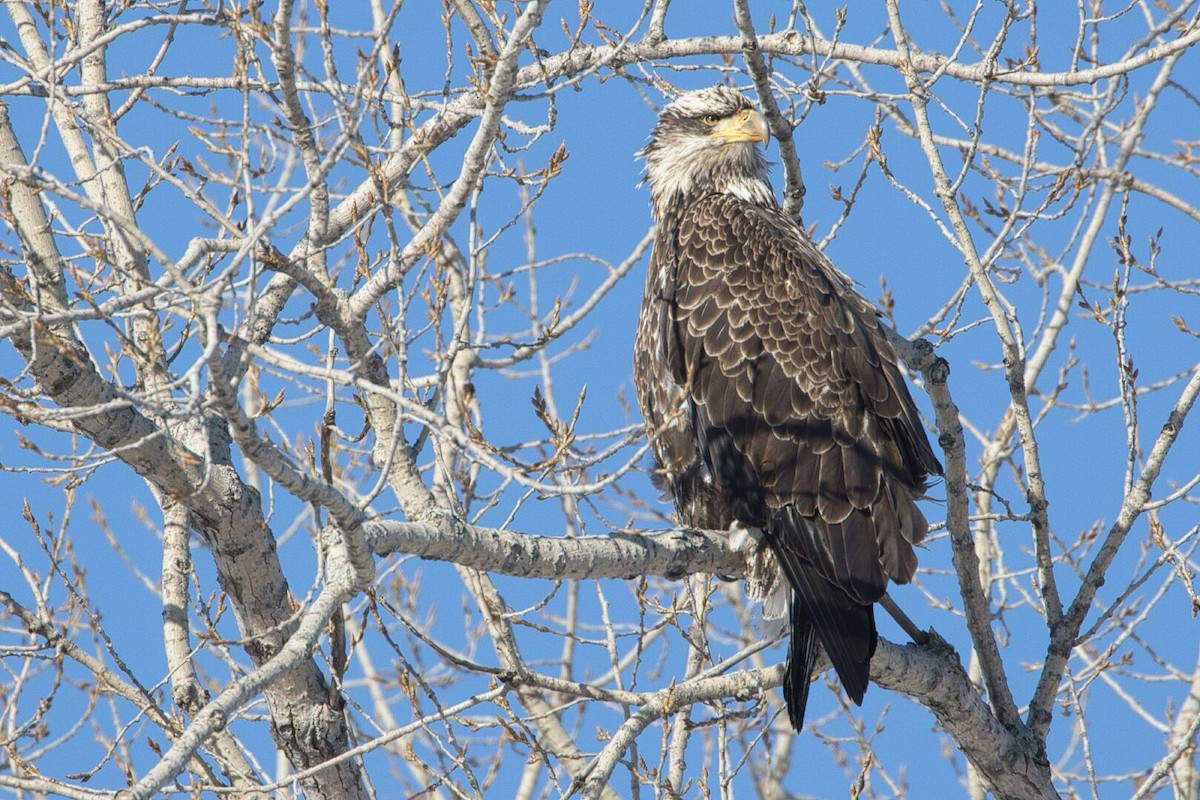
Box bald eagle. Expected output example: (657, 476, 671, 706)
(633, 86, 942, 730)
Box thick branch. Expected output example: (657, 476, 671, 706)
(365, 520, 741, 581)
(0, 99, 364, 800)
(123, 585, 354, 800)
(873, 639, 1057, 800)
(887, 330, 1024, 737)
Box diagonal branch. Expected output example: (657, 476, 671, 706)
(733, 0, 806, 222)
(883, 0, 1031, 738)
(0, 91, 367, 800)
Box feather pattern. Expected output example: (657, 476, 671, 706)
(634, 86, 941, 730)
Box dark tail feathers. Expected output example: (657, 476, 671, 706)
(784, 599, 819, 730)
(767, 513, 878, 729)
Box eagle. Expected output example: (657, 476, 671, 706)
(633, 86, 942, 730)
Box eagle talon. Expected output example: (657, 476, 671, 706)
(726, 522, 764, 553)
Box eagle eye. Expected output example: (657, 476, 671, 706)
(701, 114, 720, 125)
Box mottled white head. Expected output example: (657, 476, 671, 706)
(640, 86, 775, 220)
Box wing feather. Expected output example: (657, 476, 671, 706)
(663, 193, 940, 724)
(637, 174, 942, 731)
(816, 447, 852, 523)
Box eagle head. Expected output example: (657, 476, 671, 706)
(640, 86, 775, 219)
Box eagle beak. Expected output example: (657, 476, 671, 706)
(712, 108, 770, 145)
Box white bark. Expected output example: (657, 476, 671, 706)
(1, 3, 1198, 798)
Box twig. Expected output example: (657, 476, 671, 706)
(733, 0, 805, 222)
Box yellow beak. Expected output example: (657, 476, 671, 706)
(711, 108, 770, 145)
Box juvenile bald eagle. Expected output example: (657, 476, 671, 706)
(634, 86, 942, 730)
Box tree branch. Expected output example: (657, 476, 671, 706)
(733, 0, 806, 222)
(365, 519, 742, 581)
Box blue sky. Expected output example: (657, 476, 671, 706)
(2, 2, 1199, 798)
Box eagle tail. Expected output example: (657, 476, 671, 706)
(768, 509, 878, 727)
(783, 597, 820, 730)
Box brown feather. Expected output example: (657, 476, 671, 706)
(634, 86, 942, 731)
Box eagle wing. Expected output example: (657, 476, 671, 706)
(664, 193, 941, 718)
